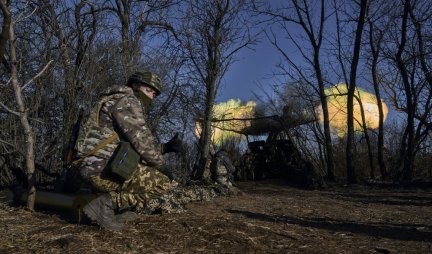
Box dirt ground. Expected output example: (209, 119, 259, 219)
(0, 180, 431, 253)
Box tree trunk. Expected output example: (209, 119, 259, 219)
(40, 0, 78, 165)
(317, 69, 335, 181)
(396, 0, 415, 183)
(196, 85, 216, 179)
(8, 15, 37, 210)
(356, 94, 376, 179)
(369, 23, 387, 179)
(310, 1, 335, 181)
(346, 0, 367, 184)
(189, 0, 229, 180)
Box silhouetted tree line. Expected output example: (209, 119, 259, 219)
(253, 0, 432, 185)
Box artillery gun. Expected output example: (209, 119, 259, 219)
(215, 106, 324, 188)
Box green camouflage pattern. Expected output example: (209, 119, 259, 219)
(75, 85, 169, 210)
(75, 85, 163, 179)
(74, 94, 121, 177)
(128, 71, 162, 95)
(89, 163, 231, 214)
(210, 151, 236, 188)
(74, 84, 236, 213)
(141, 183, 227, 214)
(88, 163, 174, 211)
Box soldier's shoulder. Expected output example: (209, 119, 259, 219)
(100, 86, 137, 104)
(117, 92, 140, 106)
(102, 85, 134, 96)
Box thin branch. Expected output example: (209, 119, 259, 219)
(22, 60, 54, 90)
(0, 101, 20, 116)
(0, 139, 15, 147)
(14, 6, 38, 23)
(211, 115, 280, 122)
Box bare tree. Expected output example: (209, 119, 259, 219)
(0, 0, 52, 210)
(405, 0, 432, 181)
(29, 0, 179, 167)
(0, 0, 183, 190)
(253, 0, 336, 180)
(103, 0, 178, 75)
(381, 0, 432, 182)
(367, 1, 390, 179)
(394, 0, 416, 183)
(34, 0, 100, 165)
(179, 0, 255, 179)
(343, 0, 368, 184)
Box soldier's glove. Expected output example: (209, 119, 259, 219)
(162, 133, 183, 154)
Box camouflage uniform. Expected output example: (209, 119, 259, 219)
(237, 152, 255, 181)
(210, 150, 236, 187)
(75, 85, 173, 211)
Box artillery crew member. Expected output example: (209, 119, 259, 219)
(75, 71, 182, 231)
(211, 148, 236, 188)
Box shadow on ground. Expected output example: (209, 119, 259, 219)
(226, 209, 432, 242)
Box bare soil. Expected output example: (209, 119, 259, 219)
(1, 180, 431, 253)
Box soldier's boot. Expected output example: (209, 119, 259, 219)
(83, 194, 125, 231)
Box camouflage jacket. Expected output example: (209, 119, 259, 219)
(75, 85, 163, 180)
(211, 151, 236, 177)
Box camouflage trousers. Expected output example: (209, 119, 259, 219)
(88, 163, 174, 212)
(212, 164, 234, 188)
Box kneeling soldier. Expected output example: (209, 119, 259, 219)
(75, 71, 182, 231)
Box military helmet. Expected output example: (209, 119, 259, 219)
(127, 71, 162, 96)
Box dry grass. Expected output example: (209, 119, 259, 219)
(1, 181, 431, 253)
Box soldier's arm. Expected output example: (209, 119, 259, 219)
(111, 95, 163, 169)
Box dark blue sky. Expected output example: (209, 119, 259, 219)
(218, 38, 281, 103)
(217, 0, 287, 103)
(216, 1, 402, 125)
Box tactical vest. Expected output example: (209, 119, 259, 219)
(75, 93, 124, 161)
